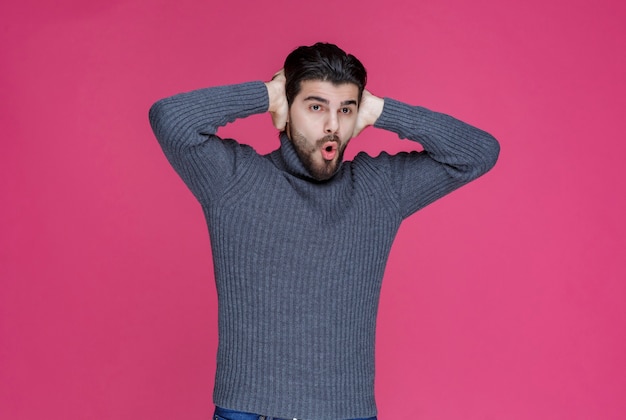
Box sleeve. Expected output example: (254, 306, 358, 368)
(148, 81, 269, 205)
(372, 97, 500, 218)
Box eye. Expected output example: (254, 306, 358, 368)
(341, 107, 352, 114)
(310, 104, 322, 111)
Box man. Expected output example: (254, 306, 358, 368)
(149, 43, 499, 420)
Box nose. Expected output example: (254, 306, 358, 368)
(324, 113, 339, 134)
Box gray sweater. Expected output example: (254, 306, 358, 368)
(149, 81, 499, 419)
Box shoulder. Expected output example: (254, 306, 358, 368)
(349, 151, 398, 188)
(352, 150, 417, 172)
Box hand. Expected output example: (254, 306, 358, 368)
(265, 69, 289, 131)
(352, 90, 384, 138)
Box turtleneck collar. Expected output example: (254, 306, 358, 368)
(271, 132, 343, 182)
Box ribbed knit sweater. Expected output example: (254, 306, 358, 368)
(149, 81, 499, 419)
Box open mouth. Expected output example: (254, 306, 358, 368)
(321, 141, 338, 161)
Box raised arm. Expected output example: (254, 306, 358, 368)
(148, 82, 269, 204)
(356, 93, 500, 218)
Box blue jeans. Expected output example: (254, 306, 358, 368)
(213, 406, 377, 420)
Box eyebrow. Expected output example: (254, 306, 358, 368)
(303, 96, 358, 106)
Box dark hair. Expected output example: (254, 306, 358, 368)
(283, 42, 367, 106)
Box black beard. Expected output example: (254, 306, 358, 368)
(288, 126, 344, 181)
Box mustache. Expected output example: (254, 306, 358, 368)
(316, 134, 340, 146)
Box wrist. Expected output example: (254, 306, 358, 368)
(265, 81, 280, 113)
(365, 96, 384, 126)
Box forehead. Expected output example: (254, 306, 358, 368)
(295, 80, 359, 104)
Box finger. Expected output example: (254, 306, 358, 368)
(272, 69, 285, 81)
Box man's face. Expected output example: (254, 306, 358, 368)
(287, 80, 359, 181)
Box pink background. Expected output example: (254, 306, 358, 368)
(2, 0, 625, 419)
